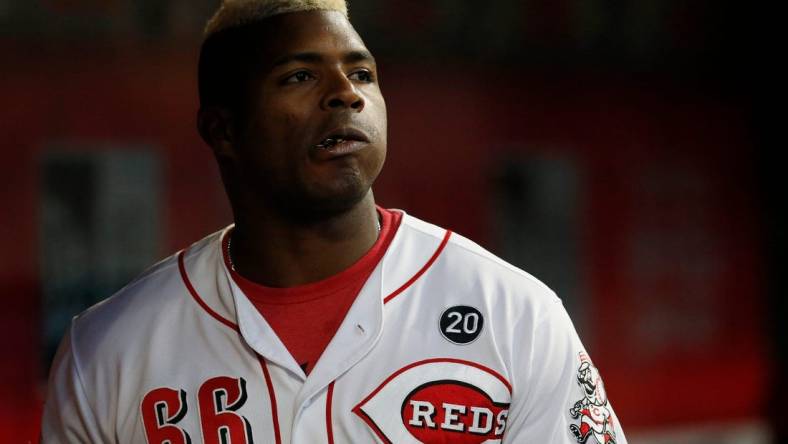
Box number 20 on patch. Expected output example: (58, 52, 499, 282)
(440, 306, 484, 344)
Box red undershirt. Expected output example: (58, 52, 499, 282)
(224, 207, 402, 375)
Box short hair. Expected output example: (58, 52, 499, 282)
(198, 0, 349, 116)
(204, 0, 348, 37)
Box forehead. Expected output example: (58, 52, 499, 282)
(259, 10, 368, 61)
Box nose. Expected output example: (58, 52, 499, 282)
(321, 73, 365, 112)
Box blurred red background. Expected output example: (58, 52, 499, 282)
(1, 1, 776, 442)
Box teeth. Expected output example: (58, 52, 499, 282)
(316, 137, 345, 149)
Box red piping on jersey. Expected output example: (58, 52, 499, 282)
(179, 249, 282, 444)
(181, 227, 451, 322)
(326, 381, 336, 444)
(179, 227, 453, 443)
(383, 230, 452, 304)
(259, 357, 283, 444)
(351, 357, 512, 443)
(178, 250, 239, 332)
(353, 409, 392, 444)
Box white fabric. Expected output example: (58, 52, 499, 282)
(41, 211, 627, 443)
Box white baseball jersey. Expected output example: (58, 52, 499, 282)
(42, 211, 627, 443)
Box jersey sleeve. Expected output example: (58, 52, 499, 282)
(504, 298, 627, 443)
(40, 325, 106, 444)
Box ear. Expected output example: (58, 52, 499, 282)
(197, 106, 237, 158)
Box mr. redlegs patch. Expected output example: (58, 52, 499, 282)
(353, 358, 512, 444)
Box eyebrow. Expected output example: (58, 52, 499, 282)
(271, 50, 376, 67)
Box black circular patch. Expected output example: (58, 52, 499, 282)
(439, 306, 484, 344)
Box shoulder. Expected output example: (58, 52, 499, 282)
(68, 228, 225, 364)
(395, 211, 562, 317)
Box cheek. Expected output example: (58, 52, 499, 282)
(375, 104, 388, 163)
(260, 101, 300, 134)
(370, 93, 387, 124)
(362, 143, 386, 183)
(248, 109, 302, 160)
(281, 109, 302, 127)
(255, 90, 307, 131)
(362, 95, 387, 147)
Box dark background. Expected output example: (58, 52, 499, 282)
(1, 0, 778, 442)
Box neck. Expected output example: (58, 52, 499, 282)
(229, 191, 380, 287)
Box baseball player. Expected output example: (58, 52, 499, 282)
(41, 1, 627, 443)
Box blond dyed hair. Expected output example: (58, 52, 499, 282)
(205, 0, 349, 36)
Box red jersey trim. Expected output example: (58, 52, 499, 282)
(226, 207, 402, 304)
(178, 223, 454, 444)
(351, 357, 512, 443)
(178, 250, 239, 332)
(180, 225, 452, 325)
(326, 381, 336, 444)
(355, 409, 392, 444)
(383, 230, 452, 305)
(179, 249, 282, 444)
(259, 357, 283, 444)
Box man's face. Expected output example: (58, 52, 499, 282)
(233, 10, 387, 219)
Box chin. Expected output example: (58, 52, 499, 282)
(311, 182, 371, 215)
(275, 177, 372, 222)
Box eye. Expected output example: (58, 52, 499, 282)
(348, 70, 374, 83)
(284, 70, 314, 84)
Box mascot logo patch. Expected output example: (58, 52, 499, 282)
(354, 358, 511, 444)
(569, 352, 617, 444)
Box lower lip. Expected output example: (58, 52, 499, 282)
(312, 140, 369, 160)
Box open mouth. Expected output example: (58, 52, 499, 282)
(315, 137, 346, 149)
(314, 127, 370, 150)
